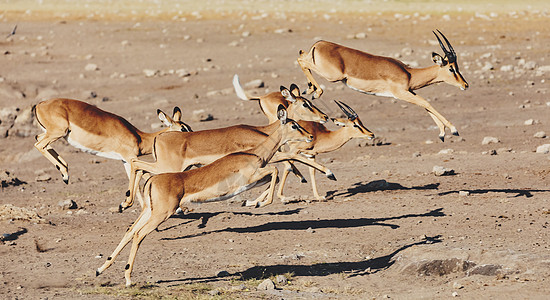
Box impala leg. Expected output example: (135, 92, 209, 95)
(276, 161, 294, 203)
(245, 166, 279, 208)
(427, 112, 447, 142)
(96, 207, 152, 277)
(124, 210, 171, 287)
(120, 159, 166, 211)
(392, 90, 458, 141)
(298, 53, 323, 98)
(122, 161, 144, 210)
(271, 153, 336, 181)
(34, 133, 69, 184)
(306, 157, 326, 201)
(288, 161, 307, 183)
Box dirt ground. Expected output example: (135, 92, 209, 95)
(1, 1, 550, 299)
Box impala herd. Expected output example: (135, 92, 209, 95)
(32, 31, 468, 286)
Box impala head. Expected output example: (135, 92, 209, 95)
(280, 84, 329, 123)
(277, 105, 313, 144)
(332, 101, 375, 140)
(432, 30, 469, 91)
(157, 107, 193, 132)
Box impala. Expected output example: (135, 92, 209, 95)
(297, 30, 468, 141)
(120, 85, 331, 211)
(278, 101, 374, 201)
(96, 106, 336, 287)
(33, 98, 192, 206)
(233, 74, 328, 124)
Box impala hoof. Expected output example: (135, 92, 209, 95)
(63, 178, 69, 185)
(95, 270, 100, 277)
(327, 172, 337, 181)
(439, 135, 445, 142)
(452, 131, 460, 136)
(118, 204, 125, 213)
(301, 178, 308, 183)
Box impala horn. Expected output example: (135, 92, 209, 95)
(433, 29, 456, 63)
(335, 100, 357, 121)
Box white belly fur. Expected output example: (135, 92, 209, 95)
(66, 135, 124, 161)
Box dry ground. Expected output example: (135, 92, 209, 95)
(1, 1, 550, 299)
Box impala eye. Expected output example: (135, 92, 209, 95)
(291, 124, 298, 130)
(449, 66, 456, 73)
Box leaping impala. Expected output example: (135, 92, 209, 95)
(120, 84, 332, 211)
(278, 101, 375, 202)
(34, 98, 192, 207)
(96, 106, 335, 287)
(297, 30, 469, 141)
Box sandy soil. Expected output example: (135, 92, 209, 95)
(1, 1, 550, 299)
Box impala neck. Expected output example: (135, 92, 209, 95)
(314, 127, 354, 153)
(250, 122, 284, 163)
(407, 65, 441, 91)
(138, 128, 169, 155)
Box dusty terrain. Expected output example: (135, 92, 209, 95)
(1, 1, 550, 299)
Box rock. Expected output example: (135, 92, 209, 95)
(535, 65, 550, 76)
(453, 282, 464, 289)
(58, 199, 78, 210)
(355, 32, 367, 39)
(143, 69, 159, 77)
(412, 151, 421, 158)
(433, 166, 455, 176)
(458, 191, 470, 197)
(275, 274, 288, 285)
(481, 62, 494, 72)
(536, 144, 550, 154)
(524, 119, 539, 125)
(257, 278, 275, 290)
(404, 258, 476, 276)
(1, 171, 25, 188)
(467, 264, 502, 276)
(500, 65, 514, 72)
(84, 63, 98, 71)
(533, 131, 546, 138)
(481, 137, 500, 145)
(207, 290, 220, 296)
(35, 173, 52, 182)
(306, 227, 315, 233)
(191, 109, 214, 122)
(438, 148, 454, 155)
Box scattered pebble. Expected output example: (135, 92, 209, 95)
(84, 63, 98, 71)
(482, 137, 500, 145)
(433, 166, 455, 176)
(58, 199, 78, 210)
(533, 131, 546, 138)
(276, 274, 288, 285)
(459, 191, 470, 197)
(192, 109, 214, 122)
(536, 144, 550, 154)
(257, 278, 275, 290)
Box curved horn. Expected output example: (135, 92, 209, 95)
(433, 30, 456, 63)
(339, 101, 358, 119)
(334, 100, 356, 120)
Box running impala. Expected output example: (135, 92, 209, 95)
(34, 98, 192, 206)
(120, 85, 332, 211)
(96, 106, 335, 287)
(297, 30, 468, 141)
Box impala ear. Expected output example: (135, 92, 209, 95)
(280, 86, 295, 103)
(289, 84, 301, 98)
(277, 104, 288, 124)
(158, 109, 172, 127)
(432, 52, 447, 66)
(172, 107, 182, 121)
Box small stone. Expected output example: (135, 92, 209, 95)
(438, 148, 454, 155)
(534, 131, 546, 138)
(412, 151, 421, 158)
(35, 173, 52, 182)
(143, 69, 159, 77)
(458, 191, 470, 197)
(481, 137, 500, 145)
(453, 282, 464, 289)
(452, 291, 459, 297)
(84, 63, 98, 71)
(536, 144, 550, 154)
(257, 278, 275, 290)
(355, 32, 367, 39)
(306, 227, 315, 233)
(433, 166, 454, 176)
(192, 109, 214, 122)
(58, 199, 77, 210)
(207, 290, 220, 296)
(275, 275, 288, 285)
(524, 119, 538, 125)
(244, 79, 265, 89)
